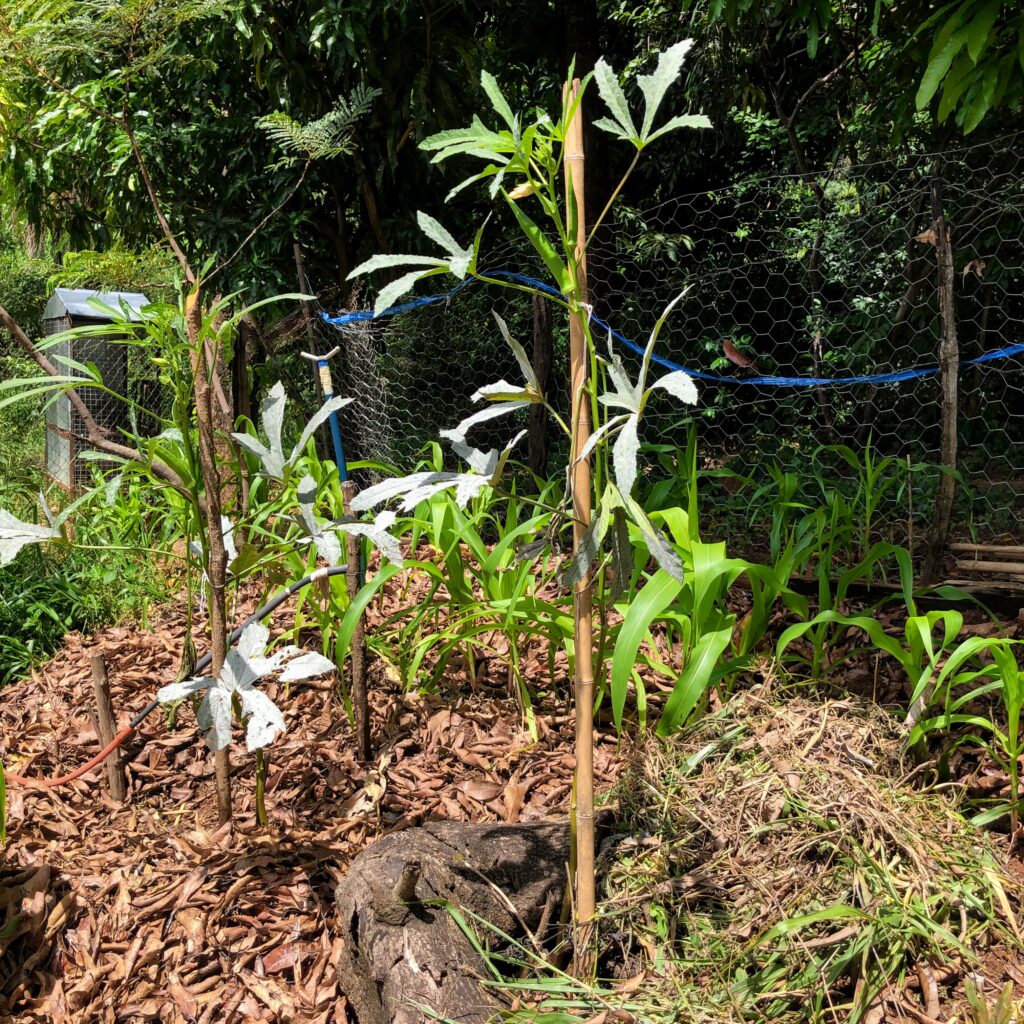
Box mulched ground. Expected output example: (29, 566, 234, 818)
(4, 562, 1024, 1024)
(0, 584, 622, 1023)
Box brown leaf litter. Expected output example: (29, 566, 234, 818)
(0, 584, 621, 1022)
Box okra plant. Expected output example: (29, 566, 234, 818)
(345, 41, 711, 947)
(0, 295, 400, 824)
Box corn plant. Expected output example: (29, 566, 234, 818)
(598, 434, 804, 735)
(809, 437, 911, 565)
(910, 638, 1024, 829)
(778, 600, 958, 695)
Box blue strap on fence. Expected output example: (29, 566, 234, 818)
(322, 270, 1024, 387)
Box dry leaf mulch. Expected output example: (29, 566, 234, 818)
(0, 590, 620, 1023)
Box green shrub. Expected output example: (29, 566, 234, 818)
(0, 543, 167, 685)
(0, 228, 48, 353)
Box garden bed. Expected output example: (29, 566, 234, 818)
(0, 589, 621, 1022)
(1, 585, 1023, 1023)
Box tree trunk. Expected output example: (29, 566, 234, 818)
(335, 820, 568, 1024)
(923, 175, 959, 584)
(188, 290, 233, 822)
(528, 294, 553, 476)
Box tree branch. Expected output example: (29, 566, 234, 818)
(787, 42, 867, 127)
(0, 304, 184, 489)
(121, 117, 196, 284)
(208, 162, 311, 283)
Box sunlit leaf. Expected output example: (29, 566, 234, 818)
(480, 69, 516, 132)
(231, 381, 352, 481)
(637, 39, 693, 136)
(158, 622, 336, 752)
(593, 58, 637, 140)
(0, 509, 59, 565)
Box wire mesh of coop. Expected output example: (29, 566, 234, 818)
(38, 289, 170, 491)
(41, 341, 167, 491)
(316, 132, 1024, 552)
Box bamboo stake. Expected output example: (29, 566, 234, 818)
(563, 77, 596, 953)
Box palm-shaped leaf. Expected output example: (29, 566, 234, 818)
(0, 509, 59, 565)
(231, 381, 352, 481)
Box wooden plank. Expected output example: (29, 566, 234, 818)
(954, 560, 1024, 576)
(951, 543, 1024, 559)
(781, 575, 1024, 613)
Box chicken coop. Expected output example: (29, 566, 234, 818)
(43, 288, 150, 490)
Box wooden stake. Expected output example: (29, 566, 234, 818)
(343, 480, 371, 762)
(923, 174, 960, 583)
(563, 77, 596, 950)
(90, 654, 126, 801)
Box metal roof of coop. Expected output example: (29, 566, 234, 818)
(44, 288, 150, 321)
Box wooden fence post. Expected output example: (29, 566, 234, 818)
(923, 173, 960, 583)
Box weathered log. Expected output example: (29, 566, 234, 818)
(335, 820, 569, 1024)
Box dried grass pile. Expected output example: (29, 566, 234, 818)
(600, 688, 1024, 1023)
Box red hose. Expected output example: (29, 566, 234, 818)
(5, 726, 135, 789)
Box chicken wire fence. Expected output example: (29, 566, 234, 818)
(301, 131, 1024, 552)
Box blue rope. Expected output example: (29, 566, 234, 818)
(322, 270, 1024, 388)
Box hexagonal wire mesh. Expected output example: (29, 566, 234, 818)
(310, 132, 1024, 562)
(41, 290, 165, 490)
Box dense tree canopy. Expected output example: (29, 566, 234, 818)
(0, 0, 1020, 305)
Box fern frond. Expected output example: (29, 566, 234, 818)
(256, 85, 380, 165)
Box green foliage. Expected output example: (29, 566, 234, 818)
(256, 85, 381, 166)
(0, 355, 46, 510)
(0, 532, 168, 686)
(0, 0, 558, 298)
(47, 242, 179, 299)
(910, 637, 1024, 828)
(966, 976, 1018, 1024)
(349, 458, 570, 734)
(777, 603, 964, 703)
(0, 230, 48, 352)
(687, 0, 1024, 135)
(915, 0, 1024, 132)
